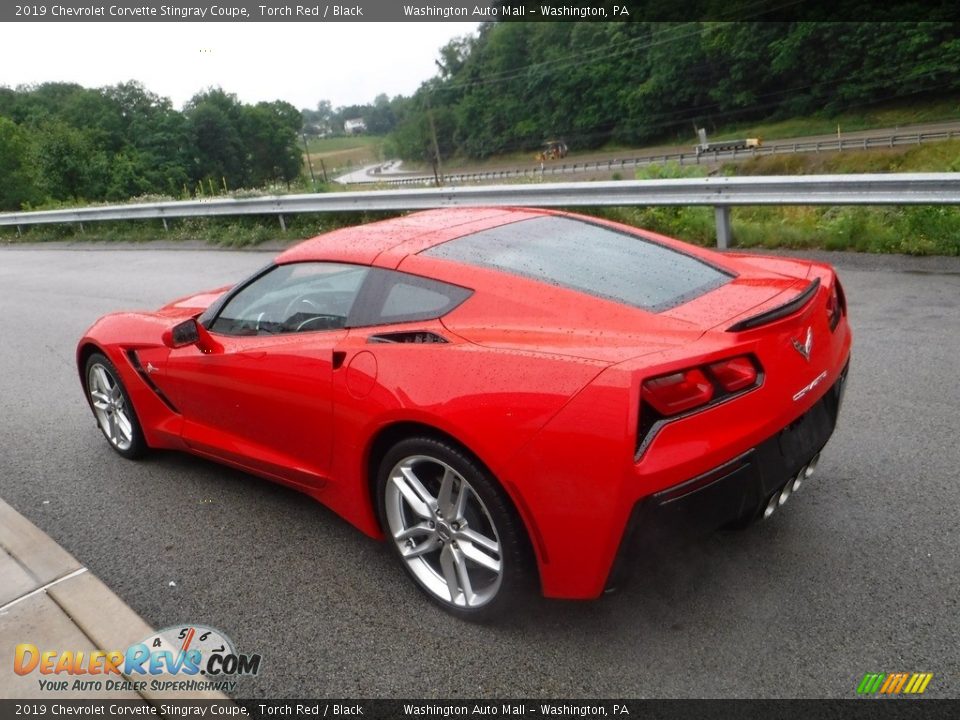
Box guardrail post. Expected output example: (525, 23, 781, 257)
(16, 225, 22, 237)
(78, 222, 84, 235)
(278, 214, 286, 232)
(162, 218, 169, 232)
(714, 206, 732, 249)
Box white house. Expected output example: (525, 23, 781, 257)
(344, 118, 367, 134)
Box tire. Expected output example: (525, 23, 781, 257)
(84, 352, 147, 460)
(376, 437, 532, 620)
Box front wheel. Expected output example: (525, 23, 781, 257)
(84, 352, 146, 459)
(376, 437, 532, 620)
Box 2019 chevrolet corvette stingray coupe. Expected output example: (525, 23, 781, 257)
(78, 208, 851, 618)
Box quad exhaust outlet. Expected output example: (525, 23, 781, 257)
(763, 452, 820, 520)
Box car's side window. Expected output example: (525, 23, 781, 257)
(210, 262, 370, 336)
(353, 269, 472, 327)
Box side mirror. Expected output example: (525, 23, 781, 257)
(162, 319, 200, 348)
(162, 319, 222, 353)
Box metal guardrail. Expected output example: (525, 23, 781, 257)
(369, 129, 960, 187)
(2, 174, 959, 249)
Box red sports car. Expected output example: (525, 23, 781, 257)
(78, 208, 851, 618)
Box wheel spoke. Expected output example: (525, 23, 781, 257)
(391, 468, 434, 519)
(459, 539, 501, 573)
(93, 366, 112, 394)
(103, 413, 117, 445)
(452, 546, 475, 605)
(114, 410, 133, 442)
(90, 390, 110, 410)
(452, 482, 469, 522)
(439, 545, 461, 603)
(457, 527, 499, 555)
(437, 467, 455, 516)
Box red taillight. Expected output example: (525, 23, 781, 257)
(826, 282, 842, 331)
(643, 368, 714, 416)
(707, 356, 758, 392)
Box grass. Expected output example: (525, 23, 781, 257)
(689, 96, 960, 144)
(303, 135, 386, 178)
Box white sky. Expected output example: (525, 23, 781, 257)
(0, 22, 480, 110)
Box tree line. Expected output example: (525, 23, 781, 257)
(388, 22, 960, 162)
(2, 22, 957, 212)
(0, 82, 302, 211)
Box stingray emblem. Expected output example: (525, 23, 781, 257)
(792, 327, 813, 362)
(145, 362, 158, 374)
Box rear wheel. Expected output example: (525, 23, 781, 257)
(84, 353, 146, 459)
(376, 437, 531, 620)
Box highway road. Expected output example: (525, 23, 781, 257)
(1, 243, 958, 698)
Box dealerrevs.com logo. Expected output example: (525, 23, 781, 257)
(14, 624, 261, 694)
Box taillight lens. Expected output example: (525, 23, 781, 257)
(642, 368, 714, 416)
(827, 275, 846, 332)
(637, 354, 762, 457)
(826, 285, 839, 331)
(707, 356, 758, 392)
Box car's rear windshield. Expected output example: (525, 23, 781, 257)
(421, 216, 732, 312)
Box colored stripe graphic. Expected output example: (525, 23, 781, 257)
(884, 673, 908, 694)
(908, 673, 933, 694)
(858, 672, 933, 695)
(857, 673, 886, 694)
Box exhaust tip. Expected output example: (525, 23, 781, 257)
(763, 494, 778, 519)
(777, 483, 792, 507)
(805, 453, 820, 478)
(792, 467, 806, 493)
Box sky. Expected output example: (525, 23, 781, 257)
(0, 22, 480, 110)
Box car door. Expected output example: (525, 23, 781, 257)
(155, 262, 370, 488)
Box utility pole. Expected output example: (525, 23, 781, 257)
(426, 94, 444, 187)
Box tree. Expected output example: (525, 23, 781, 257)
(242, 100, 303, 187)
(184, 88, 248, 189)
(0, 117, 40, 210)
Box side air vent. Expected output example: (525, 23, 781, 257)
(126, 350, 180, 414)
(727, 278, 820, 333)
(368, 331, 448, 345)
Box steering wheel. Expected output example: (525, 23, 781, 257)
(283, 294, 322, 319)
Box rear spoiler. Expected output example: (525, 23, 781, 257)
(726, 278, 820, 333)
